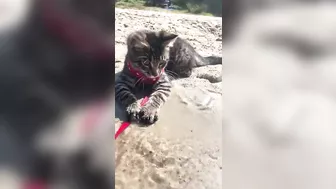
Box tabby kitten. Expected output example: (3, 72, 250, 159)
(116, 30, 175, 125)
(116, 30, 222, 125)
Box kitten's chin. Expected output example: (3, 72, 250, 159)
(144, 74, 156, 78)
(147, 73, 161, 78)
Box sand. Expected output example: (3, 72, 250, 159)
(114, 8, 222, 189)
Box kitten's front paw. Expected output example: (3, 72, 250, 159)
(138, 105, 159, 125)
(126, 102, 141, 121)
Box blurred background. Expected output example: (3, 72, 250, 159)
(116, 0, 222, 16)
(223, 1, 336, 189)
(0, 0, 114, 188)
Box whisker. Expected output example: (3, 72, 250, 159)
(134, 76, 144, 87)
(165, 72, 177, 80)
(166, 75, 175, 81)
(165, 70, 178, 77)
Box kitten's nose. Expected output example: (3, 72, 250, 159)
(151, 68, 159, 77)
(152, 72, 159, 77)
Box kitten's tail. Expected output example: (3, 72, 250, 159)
(195, 55, 222, 67)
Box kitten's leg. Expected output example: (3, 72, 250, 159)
(139, 75, 171, 125)
(115, 74, 140, 120)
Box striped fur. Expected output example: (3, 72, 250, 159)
(116, 29, 223, 124)
(115, 65, 172, 125)
(116, 30, 175, 125)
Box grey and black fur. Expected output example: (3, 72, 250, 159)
(116, 30, 222, 125)
(167, 36, 222, 78)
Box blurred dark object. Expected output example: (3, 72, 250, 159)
(146, 0, 172, 8)
(222, 0, 239, 42)
(0, 0, 115, 188)
(172, 0, 222, 16)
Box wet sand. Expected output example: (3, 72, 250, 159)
(115, 86, 222, 189)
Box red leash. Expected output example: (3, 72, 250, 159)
(115, 61, 161, 139)
(115, 97, 149, 139)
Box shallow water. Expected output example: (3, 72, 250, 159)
(115, 86, 222, 189)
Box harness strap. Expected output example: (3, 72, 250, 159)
(127, 61, 163, 84)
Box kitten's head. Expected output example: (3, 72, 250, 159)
(126, 30, 178, 77)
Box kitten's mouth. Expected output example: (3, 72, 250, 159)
(127, 61, 163, 84)
(145, 72, 161, 78)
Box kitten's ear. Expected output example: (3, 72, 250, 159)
(131, 41, 149, 51)
(134, 41, 149, 49)
(159, 31, 178, 45)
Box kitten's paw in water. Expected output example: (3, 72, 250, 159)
(126, 102, 141, 121)
(138, 105, 159, 125)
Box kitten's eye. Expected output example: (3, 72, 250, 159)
(159, 61, 166, 67)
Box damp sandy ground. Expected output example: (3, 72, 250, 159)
(115, 8, 222, 189)
(115, 87, 222, 189)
